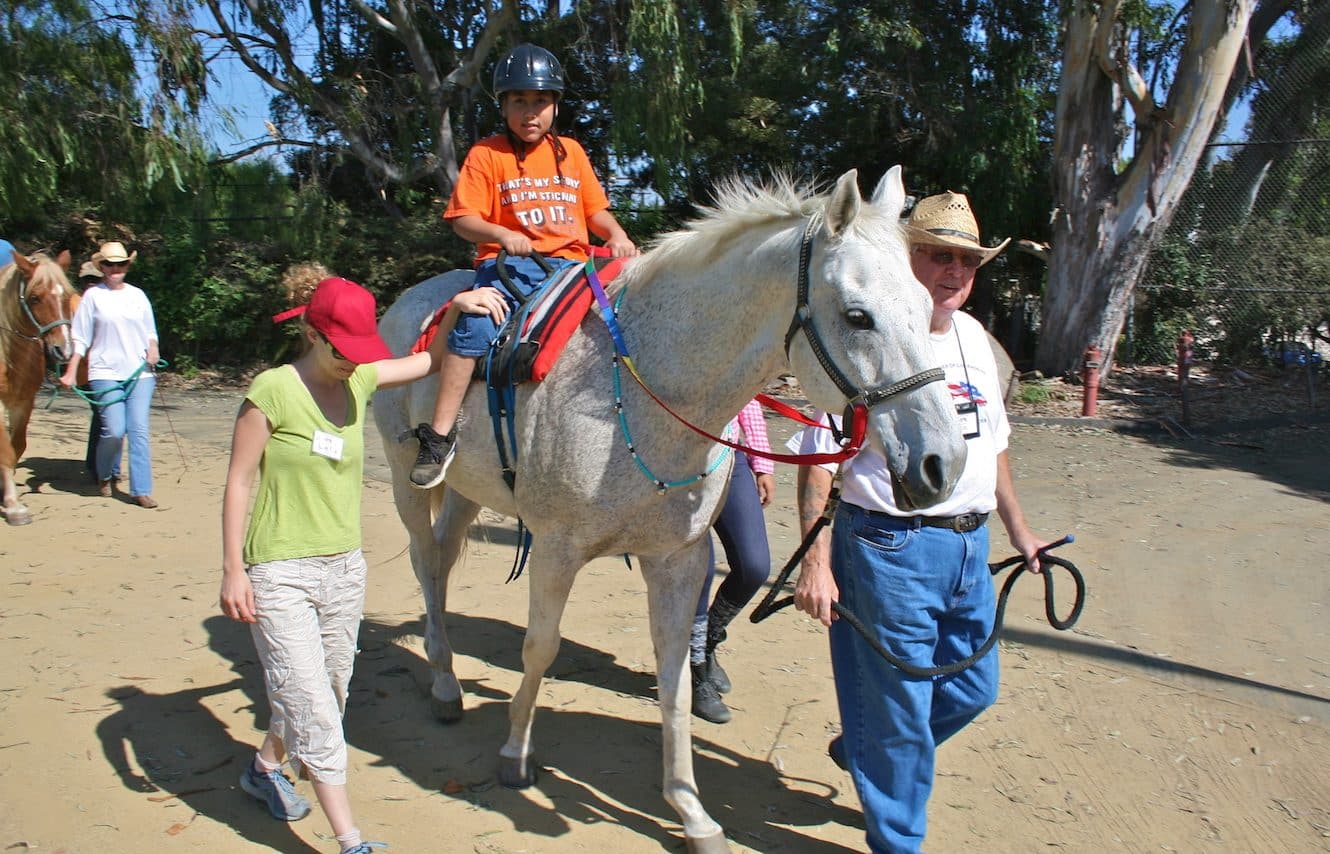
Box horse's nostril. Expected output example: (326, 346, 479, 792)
(922, 453, 944, 491)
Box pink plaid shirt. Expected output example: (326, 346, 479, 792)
(733, 399, 774, 475)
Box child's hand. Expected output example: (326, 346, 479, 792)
(453, 287, 509, 324)
(604, 235, 639, 258)
(754, 472, 775, 507)
(499, 231, 534, 257)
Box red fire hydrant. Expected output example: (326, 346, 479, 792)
(1081, 344, 1102, 417)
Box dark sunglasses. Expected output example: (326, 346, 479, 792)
(321, 335, 351, 361)
(100, 260, 129, 269)
(921, 248, 983, 270)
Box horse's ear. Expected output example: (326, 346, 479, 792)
(56, 250, 71, 270)
(824, 169, 862, 238)
(869, 166, 907, 219)
(12, 251, 34, 277)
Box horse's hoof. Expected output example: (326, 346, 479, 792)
(3, 511, 32, 526)
(430, 695, 463, 724)
(685, 830, 730, 853)
(498, 754, 537, 789)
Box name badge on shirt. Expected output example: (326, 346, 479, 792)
(312, 430, 344, 461)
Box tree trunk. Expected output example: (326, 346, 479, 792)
(1038, 0, 1253, 377)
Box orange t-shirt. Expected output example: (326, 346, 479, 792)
(444, 133, 611, 266)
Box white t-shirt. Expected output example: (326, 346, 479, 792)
(789, 311, 1009, 517)
(71, 283, 158, 381)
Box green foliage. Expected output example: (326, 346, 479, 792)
(0, 0, 206, 230)
(1015, 380, 1052, 405)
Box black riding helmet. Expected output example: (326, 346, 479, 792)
(493, 43, 565, 99)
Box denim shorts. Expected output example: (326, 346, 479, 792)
(447, 256, 554, 357)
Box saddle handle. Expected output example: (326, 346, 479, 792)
(494, 250, 556, 305)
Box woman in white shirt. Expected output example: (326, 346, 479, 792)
(59, 242, 160, 508)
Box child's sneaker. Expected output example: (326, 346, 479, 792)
(239, 760, 312, 821)
(341, 843, 389, 854)
(409, 423, 457, 489)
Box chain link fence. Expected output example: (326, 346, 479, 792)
(1128, 14, 1330, 376)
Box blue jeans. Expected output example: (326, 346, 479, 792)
(829, 502, 998, 854)
(447, 256, 554, 357)
(81, 388, 106, 477)
(92, 373, 155, 497)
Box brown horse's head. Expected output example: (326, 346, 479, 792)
(5, 249, 76, 365)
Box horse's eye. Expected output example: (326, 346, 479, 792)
(845, 308, 874, 330)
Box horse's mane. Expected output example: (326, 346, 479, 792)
(627, 174, 814, 285)
(624, 172, 901, 289)
(0, 253, 72, 328)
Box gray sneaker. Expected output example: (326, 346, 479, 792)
(342, 844, 389, 854)
(409, 423, 457, 489)
(239, 760, 312, 822)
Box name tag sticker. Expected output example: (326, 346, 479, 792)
(312, 430, 344, 461)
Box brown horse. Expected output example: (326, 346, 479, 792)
(0, 250, 75, 525)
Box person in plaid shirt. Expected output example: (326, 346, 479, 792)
(689, 399, 776, 723)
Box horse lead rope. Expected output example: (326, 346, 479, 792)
(749, 477, 1087, 678)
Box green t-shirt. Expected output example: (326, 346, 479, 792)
(242, 363, 378, 565)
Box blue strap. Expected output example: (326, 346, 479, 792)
(585, 261, 629, 356)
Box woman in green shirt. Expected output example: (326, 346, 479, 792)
(220, 276, 505, 853)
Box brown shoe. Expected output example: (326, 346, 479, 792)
(99, 479, 113, 498)
(134, 495, 158, 509)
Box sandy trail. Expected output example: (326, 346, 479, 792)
(1, 389, 1327, 852)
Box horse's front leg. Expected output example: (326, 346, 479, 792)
(641, 544, 729, 853)
(0, 407, 32, 526)
(498, 540, 581, 788)
(389, 462, 478, 721)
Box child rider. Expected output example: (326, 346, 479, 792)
(409, 43, 639, 488)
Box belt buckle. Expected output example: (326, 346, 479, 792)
(954, 513, 975, 532)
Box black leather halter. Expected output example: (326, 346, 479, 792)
(783, 214, 945, 434)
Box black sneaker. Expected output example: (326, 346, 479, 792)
(409, 423, 456, 489)
(691, 664, 732, 723)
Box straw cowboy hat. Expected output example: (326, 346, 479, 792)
(97, 241, 137, 265)
(906, 191, 1010, 267)
(78, 260, 102, 280)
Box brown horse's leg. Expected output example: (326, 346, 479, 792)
(0, 403, 32, 525)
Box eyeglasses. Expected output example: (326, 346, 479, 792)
(100, 261, 128, 269)
(322, 335, 351, 361)
(920, 249, 983, 270)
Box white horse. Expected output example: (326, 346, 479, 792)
(375, 167, 967, 851)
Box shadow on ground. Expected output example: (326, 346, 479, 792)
(95, 614, 860, 851)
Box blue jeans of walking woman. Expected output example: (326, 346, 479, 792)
(829, 502, 999, 854)
(91, 373, 155, 497)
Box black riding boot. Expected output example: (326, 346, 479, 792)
(703, 595, 744, 695)
(691, 662, 732, 723)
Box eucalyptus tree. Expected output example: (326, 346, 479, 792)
(1038, 0, 1255, 376)
(131, 0, 523, 206)
(1201, 0, 1330, 232)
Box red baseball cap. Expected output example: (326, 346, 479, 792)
(273, 277, 393, 364)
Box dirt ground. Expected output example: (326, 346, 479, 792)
(2, 381, 1328, 853)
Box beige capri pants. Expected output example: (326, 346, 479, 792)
(248, 549, 367, 785)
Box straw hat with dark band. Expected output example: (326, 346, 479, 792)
(97, 241, 137, 265)
(906, 191, 1010, 267)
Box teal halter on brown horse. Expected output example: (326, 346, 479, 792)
(0, 249, 75, 525)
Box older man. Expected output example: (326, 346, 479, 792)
(792, 191, 1049, 853)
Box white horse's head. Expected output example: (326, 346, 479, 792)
(787, 167, 966, 508)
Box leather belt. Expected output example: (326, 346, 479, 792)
(915, 512, 989, 533)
